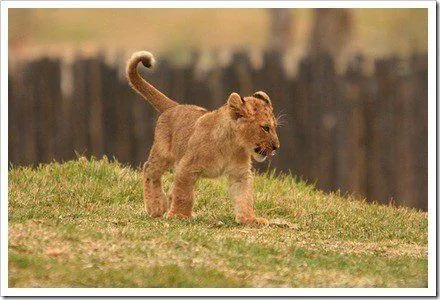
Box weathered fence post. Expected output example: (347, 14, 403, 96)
(72, 58, 91, 157)
(8, 76, 18, 165)
(19, 59, 61, 165)
(336, 56, 367, 197)
(412, 54, 428, 210)
(308, 54, 338, 192)
(293, 58, 312, 180)
(393, 60, 417, 208)
(368, 57, 399, 204)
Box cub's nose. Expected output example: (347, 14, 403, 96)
(272, 144, 279, 151)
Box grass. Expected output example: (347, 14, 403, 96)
(8, 157, 427, 287)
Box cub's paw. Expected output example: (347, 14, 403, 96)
(146, 206, 166, 218)
(166, 211, 195, 219)
(148, 211, 165, 218)
(236, 216, 269, 227)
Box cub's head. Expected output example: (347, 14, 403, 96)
(228, 91, 280, 162)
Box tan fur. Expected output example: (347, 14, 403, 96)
(126, 51, 280, 226)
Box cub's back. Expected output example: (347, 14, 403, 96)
(154, 104, 208, 160)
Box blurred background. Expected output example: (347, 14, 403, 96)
(8, 8, 428, 210)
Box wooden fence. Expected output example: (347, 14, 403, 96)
(8, 51, 428, 210)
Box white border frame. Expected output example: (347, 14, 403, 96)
(1, 1, 436, 297)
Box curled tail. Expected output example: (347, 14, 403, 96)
(126, 51, 178, 113)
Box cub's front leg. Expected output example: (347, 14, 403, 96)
(228, 170, 269, 226)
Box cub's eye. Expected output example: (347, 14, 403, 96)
(262, 125, 270, 132)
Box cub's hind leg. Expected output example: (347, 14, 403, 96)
(143, 146, 172, 218)
(167, 158, 197, 218)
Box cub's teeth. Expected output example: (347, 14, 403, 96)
(253, 153, 267, 162)
(269, 150, 276, 157)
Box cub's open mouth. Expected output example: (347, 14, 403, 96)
(253, 146, 276, 157)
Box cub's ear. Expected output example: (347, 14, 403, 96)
(253, 91, 272, 107)
(227, 92, 246, 119)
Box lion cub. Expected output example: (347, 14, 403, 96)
(126, 51, 280, 226)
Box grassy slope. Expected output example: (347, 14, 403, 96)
(8, 157, 427, 288)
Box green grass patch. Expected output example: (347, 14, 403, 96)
(8, 157, 427, 287)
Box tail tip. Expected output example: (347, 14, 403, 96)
(131, 51, 155, 69)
